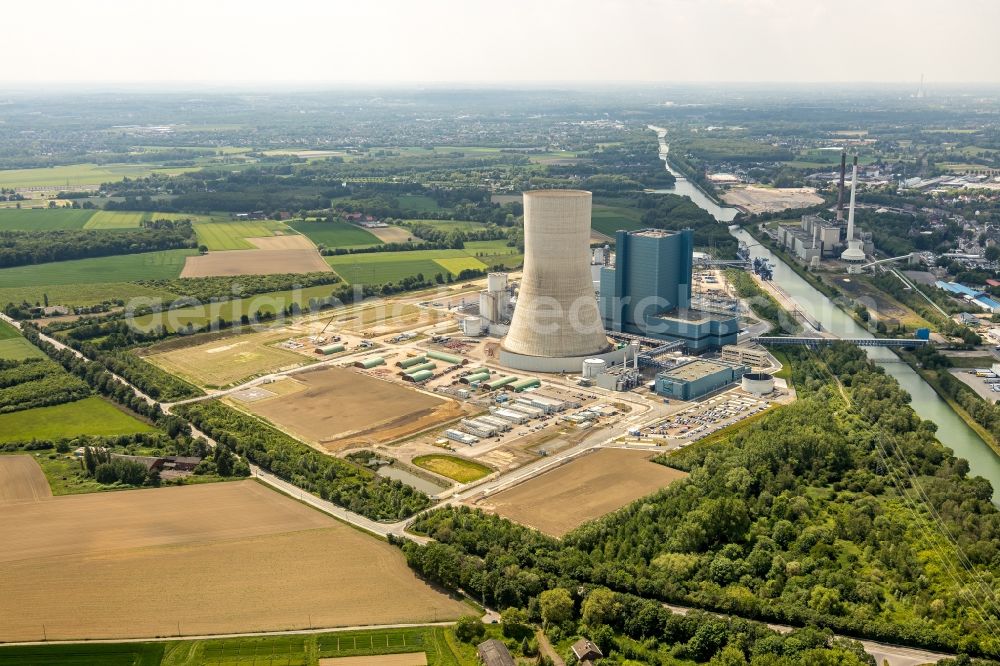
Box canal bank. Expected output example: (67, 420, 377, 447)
(647, 126, 1000, 496)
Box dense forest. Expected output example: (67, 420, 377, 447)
(401, 343, 1000, 660)
(0, 219, 195, 268)
(173, 400, 431, 521)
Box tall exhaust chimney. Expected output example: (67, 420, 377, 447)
(836, 150, 847, 222)
(846, 155, 858, 240)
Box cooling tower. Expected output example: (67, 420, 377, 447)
(501, 190, 618, 372)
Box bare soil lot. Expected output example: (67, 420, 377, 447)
(0, 455, 51, 504)
(0, 480, 466, 641)
(369, 225, 418, 244)
(722, 186, 823, 214)
(476, 448, 688, 537)
(181, 248, 332, 277)
(146, 329, 307, 387)
(245, 366, 467, 449)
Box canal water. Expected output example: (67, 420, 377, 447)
(649, 126, 1000, 496)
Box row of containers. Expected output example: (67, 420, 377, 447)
(457, 368, 540, 393)
(446, 392, 576, 444)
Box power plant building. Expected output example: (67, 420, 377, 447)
(500, 190, 626, 372)
(599, 229, 738, 351)
(654, 358, 748, 401)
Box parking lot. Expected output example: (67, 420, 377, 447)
(626, 389, 774, 447)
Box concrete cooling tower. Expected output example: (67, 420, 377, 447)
(501, 190, 625, 372)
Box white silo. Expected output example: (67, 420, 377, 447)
(582, 358, 607, 378)
(501, 190, 615, 372)
(487, 272, 507, 293)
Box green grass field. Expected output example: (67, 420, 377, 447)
(286, 220, 382, 248)
(326, 249, 488, 285)
(0, 396, 155, 443)
(406, 219, 487, 232)
(0, 282, 178, 309)
(0, 320, 44, 360)
(0, 249, 196, 287)
(0, 626, 471, 666)
(82, 210, 146, 229)
(0, 162, 196, 188)
(412, 455, 491, 483)
(0, 642, 165, 666)
(398, 194, 442, 213)
(0, 208, 96, 231)
(192, 220, 289, 250)
(130, 284, 346, 332)
(590, 203, 645, 236)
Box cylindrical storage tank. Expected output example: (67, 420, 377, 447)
(582, 358, 607, 379)
(401, 361, 436, 374)
(592, 247, 605, 265)
(487, 272, 507, 293)
(741, 372, 775, 396)
(479, 291, 498, 322)
(427, 350, 464, 365)
(502, 190, 610, 364)
(355, 356, 386, 369)
(316, 343, 345, 355)
(406, 369, 434, 382)
(461, 317, 483, 337)
(460, 372, 492, 385)
(397, 355, 427, 369)
(511, 377, 541, 392)
(483, 375, 518, 391)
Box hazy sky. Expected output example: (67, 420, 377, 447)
(4, 0, 998, 85)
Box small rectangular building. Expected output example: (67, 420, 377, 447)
(721, 344, 771, 368)
(655, 358, 748, 401)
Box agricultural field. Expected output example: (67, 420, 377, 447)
(0, 396, 156, 443)
(590, 203, 644, 236)
(397, 194, 442, 213)
(82, 210, 146, 229)
(0, 455, 52, 504)
(130, 284, 346, 333)
(193, 220, 292, 250)
(287, 220, 383, 249)
(0, 320, 44, 360)
(244, 366, 466, 449)
(326, 249, 487, 285)
(405, 219, 485, 232)
(180, 247, 331, 278)
(476, 448, 688, 537)
(0, 281, 178, 309)
(0, 162, 196, 189)
(0, 249, 197, 287)
(412, 455, 491, 483)
(0, 626, 468, 666)
(0, 207, 95, 231)
(0, 480, 467, 641)
(144, 330, 308, 388)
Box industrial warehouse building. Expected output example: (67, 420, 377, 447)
(599, 228, 738, 351)
(655, 358, 749, 401)
(721, 344, 771, 369)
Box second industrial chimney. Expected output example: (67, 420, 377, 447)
(500, 190, 614, 371)
(840, 155, 866, 262)
(836, 150, 847, 222)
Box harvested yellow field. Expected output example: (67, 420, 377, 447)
(180, 248, 332, 277)
(0, 455, 51, 504)
(477, 448, 688, 537)
(146, 330, 307, 387)
(369, 225, 417, 244)
(0, 480, 467, 641)
(247, 235, 318, 250)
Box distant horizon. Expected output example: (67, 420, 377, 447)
(3, 0, 998, 86)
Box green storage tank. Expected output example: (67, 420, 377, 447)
(426, 350, 465, 365)
(355, 356, 386, 369)
(406, 369, 434, 382)
(316, 343, 345, 355)
(396, 355, 427, 369)
(460, 372, 491, 384)
(511, 377, 541, 392)
(483, 375, 518, 390)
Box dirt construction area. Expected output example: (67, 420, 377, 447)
(722, 186, 824, 214)
(181, 248, 332, 277)
(0, 455, 51, 504)
(244, 366, 468, 449)
(0, 480, 466, 641)
(476, 448, 688, 537)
